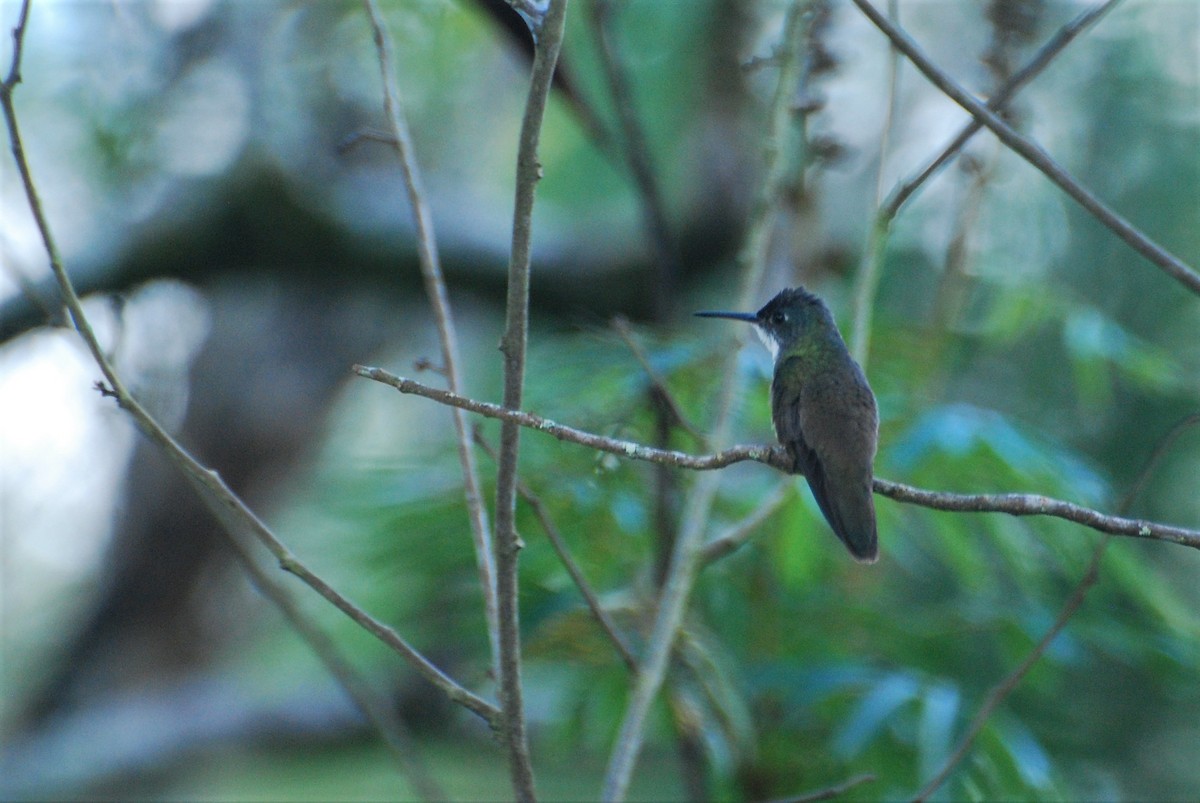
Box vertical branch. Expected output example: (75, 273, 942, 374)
(362, 0, 501, 681)
(849, 0, 902, 367)
(588, 0, 680, 321)
(601, 4, 810, 800)
(494, 2, 569, 800)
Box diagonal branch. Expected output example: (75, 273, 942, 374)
(849, 0, 1200, 297)
(882, 0, 1122, 219)
(3, 0, 499, 733)
(912, 536, 1106, 802)
(911, 413, 1200, 801)
(222, 535, 446, 801)
(850, 0, 1121, 365)
(362, 0, 501, 681)
(354, 367, 1200, 551)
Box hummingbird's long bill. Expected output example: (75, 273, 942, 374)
(694, 310, 758, 321)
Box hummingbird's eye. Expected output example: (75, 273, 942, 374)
(772, 311, 787, 325)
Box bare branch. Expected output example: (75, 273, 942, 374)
(493, 0, 569, 798)
(872, 479, 1199, 550)
(612, 316, 707, 448)
(2, 0, 30, 89)
(475, 429, 640, 673)
(3, 0, 499, 731)
(849, 0, 1200, 297)
(773, 772, 877, 803)
(362, 0, 501, 682)
(355, 368, 1200, 551)
(883, 0, 1122, 219)
(222, 535, 446, 801)
(700, 480, 793, 564)
(355, 366, 780, 469)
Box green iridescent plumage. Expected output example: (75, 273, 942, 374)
(698, 287, 879, 562)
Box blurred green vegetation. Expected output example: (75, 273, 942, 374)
(2, 0, 1198, 801)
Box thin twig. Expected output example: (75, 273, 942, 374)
(353, 368, 1200, 551)
(881, 0, 1122, 219)
(912, 413, 1200, 800)
(849, 0, 902, 366)
(3, 0, 499, 731)
(600, 5, 812, 799)
(362, 0, 501, 683)
(849, 0, 1200, 297)
(772, 772, 877, 803)
(493, 1, 569, 799)
(222, 534, 446, 802)
(699, 480, 793, 564)
(612, 316, 707, 448)
(474, 428, 640, 673)
(588, 0, 680, 321)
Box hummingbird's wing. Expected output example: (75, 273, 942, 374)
(772, 358, 878, 562)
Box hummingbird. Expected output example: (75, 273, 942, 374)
(697, 287, 879, 562)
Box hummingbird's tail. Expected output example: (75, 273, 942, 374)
(804, 465, 878, 563)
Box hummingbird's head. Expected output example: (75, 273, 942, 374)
(696, 287, 835, 361)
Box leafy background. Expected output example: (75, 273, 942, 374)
(1, 0, 1198, 800)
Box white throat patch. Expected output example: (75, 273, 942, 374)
(754, 325, 780, 361)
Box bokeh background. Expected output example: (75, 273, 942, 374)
(2, 0, 1198, 800)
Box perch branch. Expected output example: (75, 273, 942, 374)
(354, 368, 1200, 552)
(849, 0, 1200, 297)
